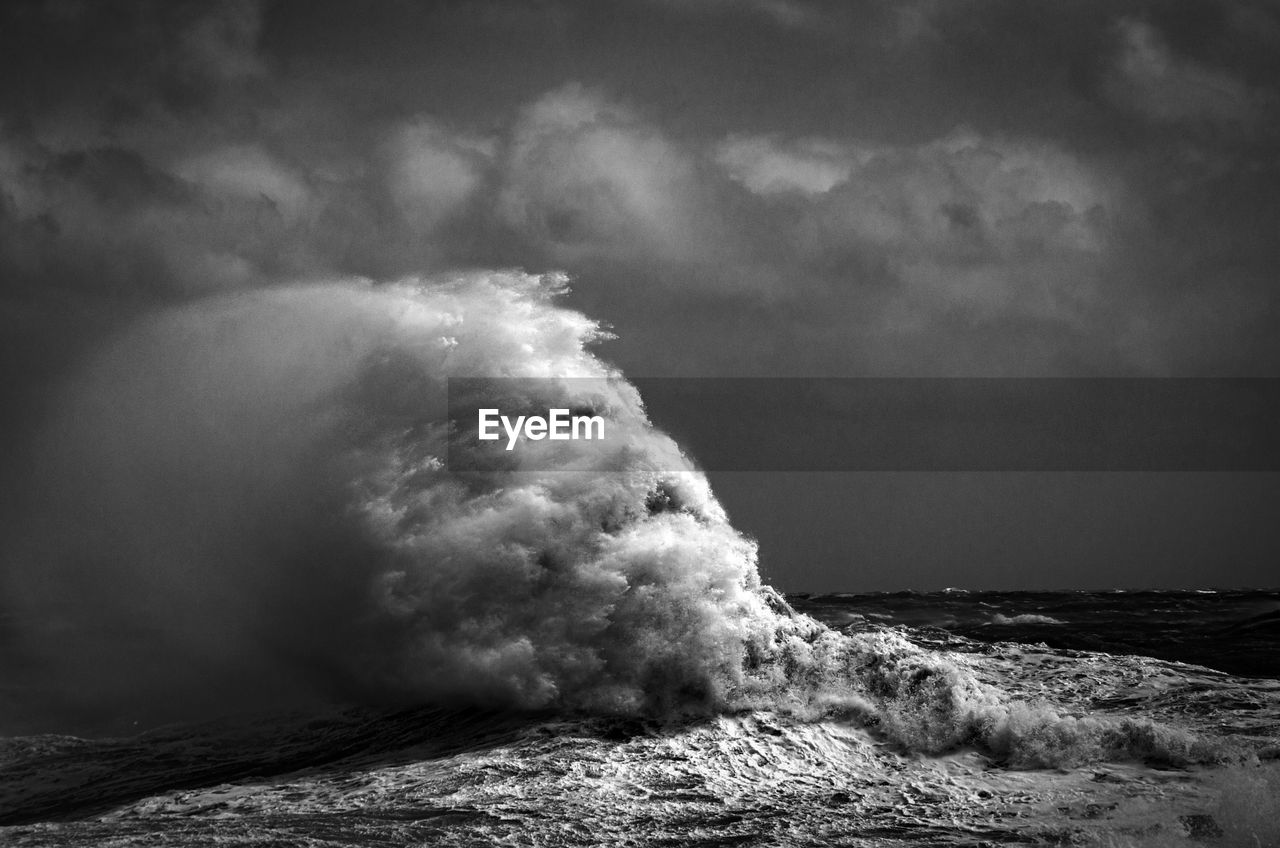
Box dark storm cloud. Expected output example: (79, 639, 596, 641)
(3, 0, 1277, 375)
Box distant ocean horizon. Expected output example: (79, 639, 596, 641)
(789, 588, 1280, 679)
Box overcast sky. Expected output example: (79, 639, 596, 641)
(2, 0, 1278, 590)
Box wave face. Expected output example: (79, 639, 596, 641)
(0, 272, 1246, 770)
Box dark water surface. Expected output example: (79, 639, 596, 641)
(789, 589, 1280, 679)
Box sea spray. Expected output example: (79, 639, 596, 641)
(0, 271, 1243, 768)
(4, 272, 774, 724)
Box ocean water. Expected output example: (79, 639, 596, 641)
(790, 589, 1280, 680)
(2, 275, 1277, 846)
(3, 590, 1278, 847)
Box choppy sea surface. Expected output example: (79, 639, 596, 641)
(2, 589, 1278, 847)
(790, 589, 1280, 680)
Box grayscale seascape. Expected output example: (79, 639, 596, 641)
(2, 3, 1279, 846)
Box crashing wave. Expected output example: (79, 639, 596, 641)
(2, 271, 1241, 768)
